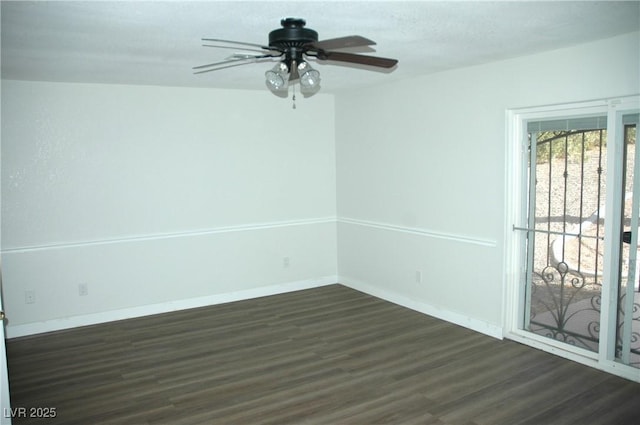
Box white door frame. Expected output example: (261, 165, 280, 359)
(1, 270, 12, 425)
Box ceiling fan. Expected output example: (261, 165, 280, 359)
(194, 18, 398, 97)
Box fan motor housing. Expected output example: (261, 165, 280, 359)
(268, 18, 318, 48)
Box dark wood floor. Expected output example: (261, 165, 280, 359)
(6, 284, 640, 425)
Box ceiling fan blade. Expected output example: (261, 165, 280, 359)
(316, 51, 398, 68)
(202, 44, 281, 55)
(201, 38, 278, 51)
(193, 54, 275, 73)
(308, 35, 376, 51)
(225, 53, 271, 60)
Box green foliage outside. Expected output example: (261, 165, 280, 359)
(532, 127, 636, 164)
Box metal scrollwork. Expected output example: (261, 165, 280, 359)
(529, 261, 600, 351)
(616, 293, 640, 366)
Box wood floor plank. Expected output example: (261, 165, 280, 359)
(6, 284, 640, 424)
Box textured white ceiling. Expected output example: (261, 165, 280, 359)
(2, 1, 639, 94)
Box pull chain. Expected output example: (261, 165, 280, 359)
(292, 84, 297, 109)
(291, 60, 297, 110)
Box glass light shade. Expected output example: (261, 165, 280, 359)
(265, 71, 285, 90)
(298, 62, 321, 89)
(265, 62, 289, 91)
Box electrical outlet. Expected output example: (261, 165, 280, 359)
(415, 270, 423, 284)
(25, 290, 36, 304)
(79, 283, 88, 296)
(283, 256, 290, 268)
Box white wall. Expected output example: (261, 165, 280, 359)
(1, 81, 337, 335)
(335, 31, 640, 336)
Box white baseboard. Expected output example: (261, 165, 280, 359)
(6, 276, 338, 339)
(339, 276, 504, 340)
(7, 275, 504, 340)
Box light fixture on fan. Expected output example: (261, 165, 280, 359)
(265, 60, 321, 95)
(297, 61, 321, 93)
(265, 62, 289, 92)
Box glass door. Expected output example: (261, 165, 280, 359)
(616, 114, 639, 368)
(522, 118, 608, 353)
(509, 98, 640, 381)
